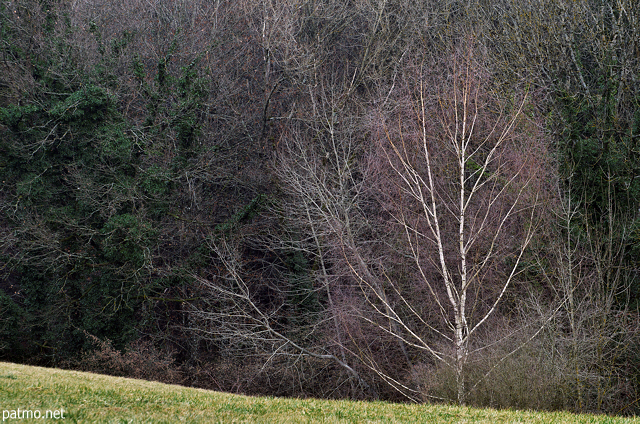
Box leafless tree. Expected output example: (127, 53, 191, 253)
(270, 35, 551, 403)
(475, 0, 640, 107)
(357, 39, 549, 404)
(531, 174, 640, 413)
(186, 236, 375, 397)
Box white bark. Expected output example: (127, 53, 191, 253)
(371, 41, 542, 404)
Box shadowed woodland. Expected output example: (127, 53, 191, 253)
(1, 0, 640, 414)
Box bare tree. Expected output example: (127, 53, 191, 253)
(186, 236, 374, 397)
(357, 39, 549, 404)
(532, 173, 640, 413)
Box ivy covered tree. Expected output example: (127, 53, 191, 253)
(0, 0, 214, 362)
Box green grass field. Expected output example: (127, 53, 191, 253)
(0, 361, 637, 423)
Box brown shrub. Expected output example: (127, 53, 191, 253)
(78, 333, 184, 385)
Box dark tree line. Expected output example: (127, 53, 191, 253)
(1, 0, 640, 414)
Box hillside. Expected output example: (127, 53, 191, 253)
(0, 362, 636, 423)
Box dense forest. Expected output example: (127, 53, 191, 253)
(1, 0, 640, 414)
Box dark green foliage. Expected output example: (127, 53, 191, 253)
(0, 5, 213, 364)
(49, 85, 115, 123)
(102, 213, 154, 268)
(214, 194, 266, 235)
(0, 288, 33, 358)
(559, 83, 640, 210)
(557, 77, 640, 307)
(0, 81, 150, 357)
(283, 251, 323, 344)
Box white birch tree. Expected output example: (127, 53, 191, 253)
(357, 40, 548, 404)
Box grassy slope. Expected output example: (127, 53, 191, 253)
(0, 362, 637, 423)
